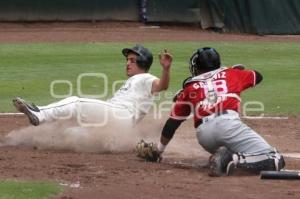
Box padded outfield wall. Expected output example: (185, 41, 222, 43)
(0, 0, 140, 21)
(146, 0, 300, 34)
(0, 0, 299, 34)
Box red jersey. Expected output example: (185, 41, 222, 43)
(170, 67, 256, 127)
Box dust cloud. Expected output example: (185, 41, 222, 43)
(1, 113, 208, 159)
(1, 119, 148, 153)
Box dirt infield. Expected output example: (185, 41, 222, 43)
(0, 22, 300, 199)
(0, 115, 300, 199)
(1, 22, 300, 43)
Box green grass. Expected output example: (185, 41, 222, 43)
(0, 180, 61, 199)
(0, 41, 299, 115)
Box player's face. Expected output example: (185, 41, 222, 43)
(126, 53, 145, 77)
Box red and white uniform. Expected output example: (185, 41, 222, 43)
(170, 67, 256, 128)
(169, 67, 273, 155)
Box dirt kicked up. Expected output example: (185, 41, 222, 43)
(0, 114, 299, 199)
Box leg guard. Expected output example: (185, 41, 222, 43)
(226, 150, 285, 175)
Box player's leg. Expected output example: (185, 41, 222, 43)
(13, 97, 41, 126)
(38, 96, 80, 123)
(215, 111, 285, 175)
(71, 98, 133, 127)
(207, 146, 233, 176)
(13, 96, 133, 126)
(196, 110, 285, 176)
(196, 122, 219, 154)
(13, 96, 82, 125)
(217, 112, 272, 154)
(196, 118, 233, 176)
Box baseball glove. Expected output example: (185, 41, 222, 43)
(136, 139, 162, 162)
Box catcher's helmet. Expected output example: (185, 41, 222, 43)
(122, 44, 153, 72)
(189, 47, 220, 76)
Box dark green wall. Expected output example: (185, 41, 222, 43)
(218, 0, 300, 34)
(0, 0, 299, 34)
(146, 0, 201, 23)
(0, 0, 139, 21)
(146, 0, 300, 34)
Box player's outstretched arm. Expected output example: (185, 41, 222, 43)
(157, 118, 184, 154)
(151, 49, 173, 94)
(135, 118, 182, 163)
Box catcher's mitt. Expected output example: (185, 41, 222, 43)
(136, 140, 162, 162)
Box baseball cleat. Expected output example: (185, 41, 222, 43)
(208, 147, 233, 177)
(13, 97, 40, 126)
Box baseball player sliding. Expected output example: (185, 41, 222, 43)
(137, 47, 285, 176)
(13, 44, 172, 127)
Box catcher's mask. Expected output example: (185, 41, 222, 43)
(122, 44, 153, 72)
(189, 47, 221, 76)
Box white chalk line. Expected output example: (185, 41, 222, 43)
(283, 153, 300, 159)
(242, 116, 289, 120)
(0, 113, 24, 116)
(0, 113, 290, 119)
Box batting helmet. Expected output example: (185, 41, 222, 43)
(122, 44, 153, 72)
(189, 47, 221, 76)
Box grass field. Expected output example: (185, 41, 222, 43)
(0, 181, 61, 199)
(0, 41, 299, 115)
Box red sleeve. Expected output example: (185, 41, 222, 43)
(235, 69, 256, 91)
(170, 89, 192, 120)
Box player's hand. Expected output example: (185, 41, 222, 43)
(159, 49, 173, 71)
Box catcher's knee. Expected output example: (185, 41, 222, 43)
(227, 151, 285, 175)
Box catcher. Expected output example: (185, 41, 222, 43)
(136, 47, 285, 176)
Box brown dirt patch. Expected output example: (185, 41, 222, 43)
(0, 115, 299, 199)
(0, 22, 300, 43)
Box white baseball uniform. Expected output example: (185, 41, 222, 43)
(34, 73, 158, 127)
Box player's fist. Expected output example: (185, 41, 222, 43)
(159, 49, 173, 71)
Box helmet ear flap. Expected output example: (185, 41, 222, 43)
(189, 51, 199, 76)
(136, 54, 147, 71)
(135, 45, 153, 72)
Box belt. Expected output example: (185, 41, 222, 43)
(197, 110, 228, 126)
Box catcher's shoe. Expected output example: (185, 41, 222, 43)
(13, 97, 40, 126)
(208, 147, 233, 177)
